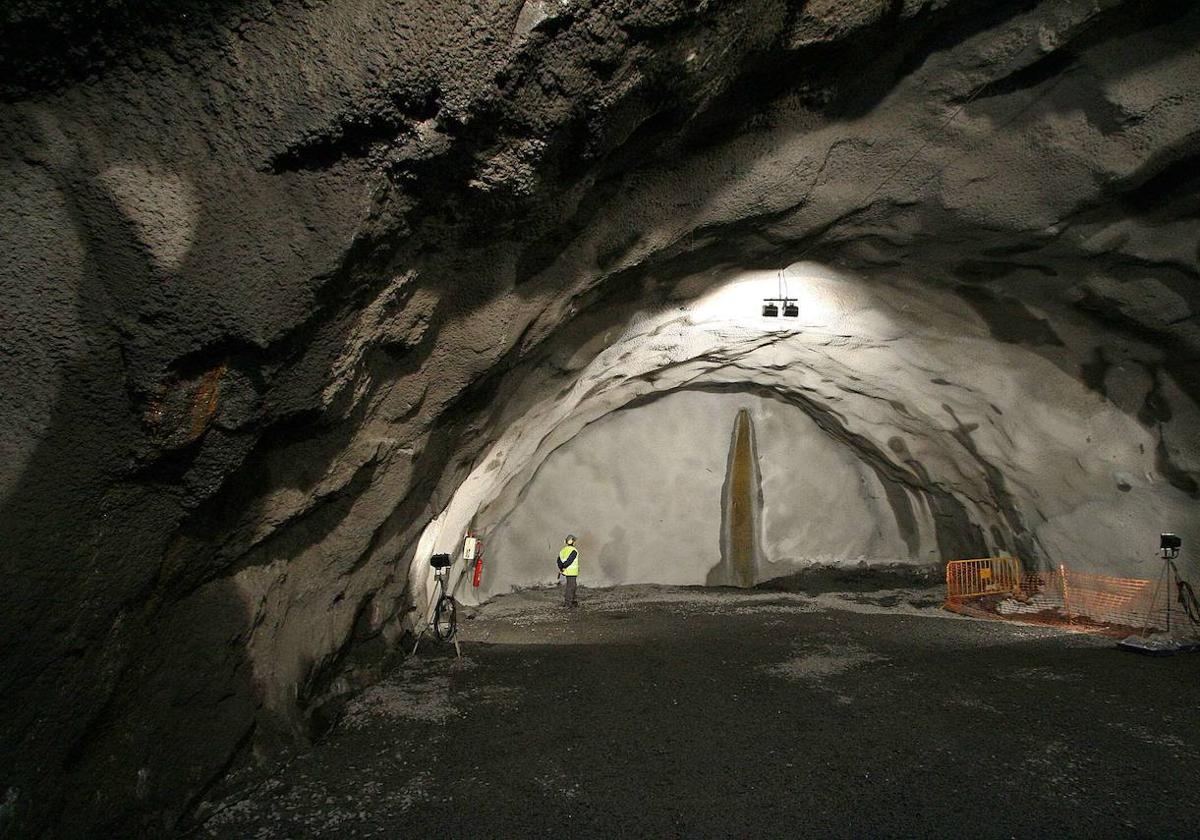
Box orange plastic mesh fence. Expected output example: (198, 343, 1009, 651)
(945, 561, 1172, 635)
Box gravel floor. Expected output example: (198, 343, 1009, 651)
(194, 584, 1200, 838)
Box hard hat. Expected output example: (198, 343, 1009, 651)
(565, 534, 576, 544)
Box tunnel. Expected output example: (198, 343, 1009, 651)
(1, 0, 1199, 835)
(420, 259, 1198, 602)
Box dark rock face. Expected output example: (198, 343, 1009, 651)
(1, 0, 1198, 834)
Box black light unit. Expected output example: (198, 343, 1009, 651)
(762, 297, 797, 317)
(1160, 533, 1181, 558)
(429, 552, 452, 569)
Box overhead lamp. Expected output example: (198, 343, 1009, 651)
(762, 297, 798, 317)
(764, 268, 800, 318)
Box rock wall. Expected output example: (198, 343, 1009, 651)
(1, 0, 1198, 834)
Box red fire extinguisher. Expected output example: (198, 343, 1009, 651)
(465, 534, 484, 588)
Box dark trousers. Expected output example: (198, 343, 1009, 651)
(564, 576, 577, 607)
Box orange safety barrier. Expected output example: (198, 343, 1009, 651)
(945, 559, 1176, 636)
(1056, 566, 1160, 628)
(945, 556, 1023, 600)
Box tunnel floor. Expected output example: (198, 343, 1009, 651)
(196, 585, 1200, 838)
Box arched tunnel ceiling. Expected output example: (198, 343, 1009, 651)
(1, 0, 1199, 834)
(420, 262, 1198, 603)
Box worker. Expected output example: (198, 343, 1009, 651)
(557, 535, 580, 608)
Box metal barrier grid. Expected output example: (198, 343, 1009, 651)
(945, 556, 1022, 600)
(944, 560, 1173, 636)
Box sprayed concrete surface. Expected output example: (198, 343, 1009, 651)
(195, 585, 1200, 838)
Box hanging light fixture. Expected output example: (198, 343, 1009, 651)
(761, 297, 797, 317)
(760, 267, 797, 318)
(764, 268, 783, 317)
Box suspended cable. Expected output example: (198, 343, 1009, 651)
(855, 80, 991, 210)
(780, 4, 1114, 280)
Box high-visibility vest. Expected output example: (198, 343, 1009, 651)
(559, 545, 579, 577)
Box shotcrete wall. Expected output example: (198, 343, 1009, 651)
(481, 389, 934, 594)
(417, 265, 1199, 610)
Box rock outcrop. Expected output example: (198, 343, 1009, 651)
(1, 0, 1198, 834)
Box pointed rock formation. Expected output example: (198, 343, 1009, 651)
(709, 408, 763, 588)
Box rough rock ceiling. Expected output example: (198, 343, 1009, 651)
(1, 0, 1198, 834)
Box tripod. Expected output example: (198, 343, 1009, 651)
(412, 556, 462, 658)
(1151, 534, 1198, 636)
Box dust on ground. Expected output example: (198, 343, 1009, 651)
(193, 583, 1200, 838)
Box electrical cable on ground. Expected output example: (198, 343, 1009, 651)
(411, 556, 465, 656)
(1171, 562, 1200, 626)
(433, 590, 457, 641)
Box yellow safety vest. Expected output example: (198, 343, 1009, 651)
(559, 544, 579, 577)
